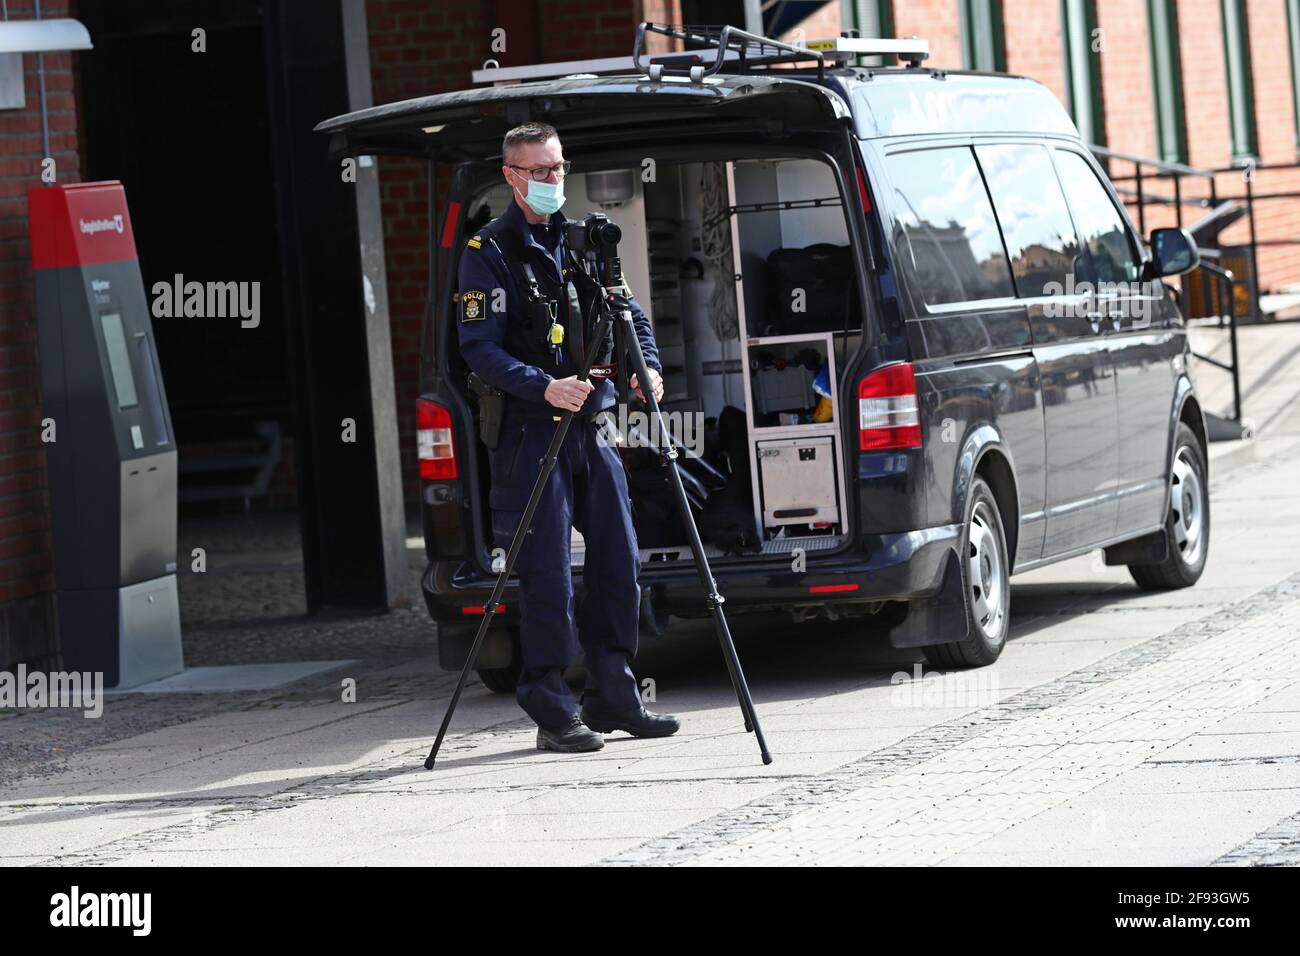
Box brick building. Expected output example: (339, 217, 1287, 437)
(2, 0, 1297, 668)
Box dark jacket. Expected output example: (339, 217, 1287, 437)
(455, 199, 661, 417)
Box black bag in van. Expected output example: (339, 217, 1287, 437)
(764, 243, 856, 335)
(701, 482, 761, 555)
(700, 406, 761, 555)
(621, 445, 710, 547)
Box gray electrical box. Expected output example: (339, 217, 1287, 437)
(29, 182, 183, 688)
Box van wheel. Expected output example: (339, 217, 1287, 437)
(476, 663, 520, 694)
(1129, 423, 1209, 590)
(476, 627, 521, 694)
(922, 476, 1010, 668)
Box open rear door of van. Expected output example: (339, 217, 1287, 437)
(314, 74, 851, 160)
(314, 74, 856, 580)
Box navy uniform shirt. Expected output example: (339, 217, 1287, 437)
(456, 199, 661, 416)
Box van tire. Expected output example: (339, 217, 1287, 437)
(476, 664, 520, 694)
(1129, 423, 1209, 590)
(922, 476, 1011, 668)
(476, 627, 522, 694)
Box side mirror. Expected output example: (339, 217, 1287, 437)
(1148, 227, 1199, 278)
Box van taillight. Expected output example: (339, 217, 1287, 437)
(855, 165, 872, 213)
(417, 399, 457, 480)
(858, 363, 922, 451)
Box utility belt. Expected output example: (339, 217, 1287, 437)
(504, 390, 615, 425)
(467, 372, 614, 448)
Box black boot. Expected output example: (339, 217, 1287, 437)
(581, 691, 680, 738)
(536, 715, 604, 753)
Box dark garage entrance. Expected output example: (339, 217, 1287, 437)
(73, 0, 410, 641)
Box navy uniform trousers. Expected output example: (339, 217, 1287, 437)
(490, 402, 644, 730)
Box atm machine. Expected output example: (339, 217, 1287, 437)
(28, 181, 183, 688)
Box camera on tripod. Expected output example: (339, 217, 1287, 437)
(565, 211, 622, 257)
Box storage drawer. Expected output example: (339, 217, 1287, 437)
(756, 436, 839, 527)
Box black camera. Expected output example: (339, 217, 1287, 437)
(565, 212, 622, 256)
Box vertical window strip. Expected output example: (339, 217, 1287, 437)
(1060, 0, 1106, 146)
(960, 0, 1006, 72)
(840, 0, 895, 66)
(1221, 0, 1258, 161)
(1288, 0, 1300, 153)
(1146, 0, 1189, 163)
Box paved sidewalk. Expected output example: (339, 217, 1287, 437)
(2, 324, 1300, 865)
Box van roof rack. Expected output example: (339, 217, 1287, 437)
(634, 23, 929, 82)
(469, 22, 929, 86)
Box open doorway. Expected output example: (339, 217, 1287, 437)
(76, 0, 305, 646)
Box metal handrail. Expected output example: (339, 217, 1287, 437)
(1089, 143, 1255, 424)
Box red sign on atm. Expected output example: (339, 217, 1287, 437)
(28, 181, 138, 270)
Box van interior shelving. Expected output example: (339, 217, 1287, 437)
(464, 154, 862, 567)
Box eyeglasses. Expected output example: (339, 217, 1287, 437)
(508, 161, 571, 182)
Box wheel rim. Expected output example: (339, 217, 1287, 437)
(1170, 446, 1205, 568)
(967, 501, 1007, 641)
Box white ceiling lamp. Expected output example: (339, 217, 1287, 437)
(0, 16, 91, 54)
(0, 2, 92, 170)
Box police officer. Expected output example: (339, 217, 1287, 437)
(457, 122, 680, 753)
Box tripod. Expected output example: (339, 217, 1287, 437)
(424, 224, 771, 769)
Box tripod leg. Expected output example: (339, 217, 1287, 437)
(612, 322, 754, 731)
(656, 426, 753, 733)
(616, 307, 771, 764)
(424, 409, 576, 769)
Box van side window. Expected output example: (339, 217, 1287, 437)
(885, 147, 1015, 308)
(975, 144, 1080, 298)
(1052, 150, 1142, 285)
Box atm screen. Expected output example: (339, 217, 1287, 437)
(99, 312, 139, 410)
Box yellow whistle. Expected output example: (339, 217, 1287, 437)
(549, 323, 565, 345)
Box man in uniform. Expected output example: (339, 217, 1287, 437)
(456, 121, 681, 753)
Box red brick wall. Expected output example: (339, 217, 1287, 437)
(1004, 0, 1068, 104)
(537, 0, 640, 61)
(1179, 0, 1232, 168)
(366, 0, 647, 506)
(778, 2, 842, 45)
(1092, 1, 1155, 158)
(641, 0, 683, 53)
(893, 0, 964, 71)
(0, 0, 81, 665)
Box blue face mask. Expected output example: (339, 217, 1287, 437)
(514, 174, 565, 216)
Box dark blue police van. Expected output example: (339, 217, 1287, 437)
(317, 25, 1209, 689)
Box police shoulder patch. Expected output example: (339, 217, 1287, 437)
(461, 289, 486, 322)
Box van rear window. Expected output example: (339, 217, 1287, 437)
(884, 147, 1015, 309)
